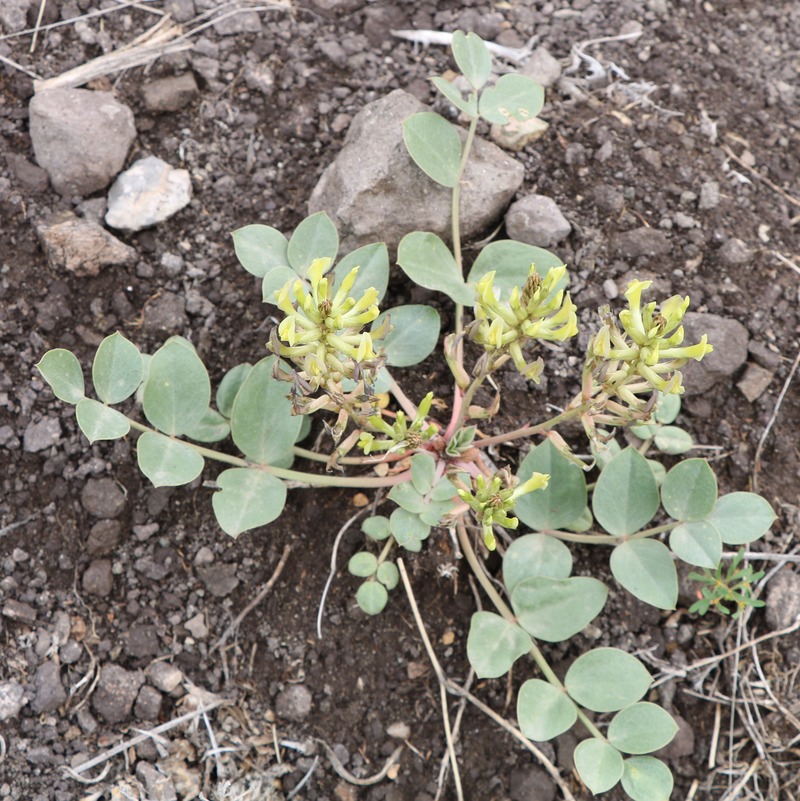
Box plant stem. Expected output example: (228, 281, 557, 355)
(292, 445, 407, 467)
(473, 403, 592, 450)
(543, 521, 679, 546)
(455, 522, 606, 742)
(389, 374, 419, 419)
(445, 362, 489, 440)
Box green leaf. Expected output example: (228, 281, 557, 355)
(287, 212, 339, 274)
(451, 30, 492, 90)
(216, 363, 253, 418)
(503, 533, 572, 596)
(647, 458, 667, 486)
(376, 561, 399, 590)
(362, 515, 391, 541)
(410, 452, 436, 495)
(37, 349, 85, 404)
(565, 648, 652, 713)
(232, 224, 289, 278)
(389, 507, 430, 550)
(402, 112, 462, 188)
(515, 440, 587, 531)
(669, 521, 722, 569)
(356, 581, 388, 615)
(296, 414, 312, 443)
(211, 468, 287, 537)
(610, 539, 678, 610)
(479, 73, 544, 125)
(593, 448, 659, 536)
(653, 392, 681, 424)
(466, 611, 532, 679)
(564, 506, 593, 532)
(92, 332, 143, 404)
(511, 576, 608, 642)
(418, 497, 455, 527)
(230, 357, 301, 467)
(621, 756, 673, 801)
(262, 265, 300, 305)
(137, 432, 204, 487)
(182, 407, 230, 443)
(517, 679, 577, 741)
(388, 482, 426, 514)
(609, 703, 678, 754)
(593, 436, 622, 470)
(348, 552, 378, 577)
(397, 232, 473, 305)
(375, 305, 441, 367)
(334, 243, 390, 303)
(574, 740, 624, 794)
(75, 398, 130, 442)
(467, 241, 566, 300)
(142, 338, 210, 436)
(654, 425, 693, 454)
(430, 476, 458, 503)
(707, 492, 776, 545)
(630, 424, 656, 440)
(661, 459, 718, 521)
(431, 76, 478, 117)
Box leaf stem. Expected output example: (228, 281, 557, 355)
(473, 403, 592, 450)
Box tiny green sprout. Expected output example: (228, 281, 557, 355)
(457, 469, 549, 550)
(358, 392, 438, 455)
(689, 549, 766, 619)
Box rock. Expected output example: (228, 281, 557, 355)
(214, 10, 261, 35)
(35, 214, 136, 277)
(184, 613, 208, 639)
(5, 153, 49, 192)
(698, 181, 720, 210)
(87, 519, 122, 556)
(29, 88, 136, 197)
(23, 417, 61, 453)
(766, 570, 800, 631)
(105, 156, 192, 232)
(508, 765, 556, 801)
(718, 238, 753, 267)
(31, 661, 67, 714)
(244, 62, 275, 96)
(737, 363, 773, 402)
(0, 0, 31, 33)
(275, 684, 313, 722)
(198, 563, 240, 598)
(680, 312, 749, 395)
(134, 686, 163, 721)
(92, 664, 145, 724)
(2, 599, 37, 624)
(656, 715, 695, 760)
(141, 73, 199, 113)
(83, 559, 114, 597)
(0, 682, 26, 721)
(164, 0, 195, 23)
(137, 762, 177, 801)
(308, 89, 524, 254)
(81, 477, 126, 518)
(193, 546, 215, 566)
(318, 39, 348, 69)
(505, 194, 572, 248)
(142, 291, 188, 333)
(60, 640, 82, 664)
(126, 624, 160, 658)
(592, 185, 625, 215)
(610, 227, 671, 260)
(490, 117, 549, 151)
(521, 47, 562, 88)
(146, 662, 184, 694)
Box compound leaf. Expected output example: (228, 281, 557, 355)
(287, 211, 339, 274)
(37, 349, 85, 404)
(574, 740, 624, 794)
(451, 30, 492, 90)
(669, 521, 722, 569)
(397, 232, 473, 305)
(565, 648, 652, 713)
(503, 533, 573, 596)
(375, 305, 441, 367)
(621, 756, 673, 801)
(137, 431, 204, 488)
(610, 539, 678, 610)
(211, 468, 287, 537)
(75, 398, 130, 443)
(467, 240, 565, 300)
(356, 581, 388, 615)
(593, 447, 659, 536)
(517, 679, 577, 741)
(515, 440, 587, 531)
(466, 611, 531, 679)
(707, 492, 776, 545)
(334, 242, 389, 303)
(92, 332, 143, 404)
(402, 112, 462, 188)
(609, 703, 678, 755)
(232, 224, 289, 278)
(479, 73, 544, 125)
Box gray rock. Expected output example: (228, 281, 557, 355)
(0, 682, 26, 721)
(105, 156, 192, 232)
(521, 47, 562, 88)
(718, 238, 753, 267)
(509, 765, 555, 801)
(308, 89, 524, 254)
(23, 417, 61, 453)
(737, 363, 773, 402)
(92, 664, 145, 724)
(31, 661, 67, 714)
(83, 559, 114, 597)
(5, 153, 49, 192)
(766, 570, 800, 631)
(505, 194, 572, 248)
(680, 312, 749, 395)
(35, 213, 136, 277)
(275, 684, 313, 722)
(698, 181, 720, 210)
(198, 563, 240, 598)
(244, 62, 275, 96)
(610, 227, 671, 260)
(592, 185, 625, 215)
(87, 519, 122, 556)
(0, 0, 31, 34)
(60, 640, 82, 664)
(29, 88, 136, 197)
(2, 599, 37, 624)
(137, 762, 177, 801)
(142, 291, 188, 333)
(318, 39, 348, 69)
(146, 662, 184, 694)
(164, 0, 196, 23)
(213, 10, 261, 35)
(125, 624, 159, 658)
(134, 686, 163, 721)
(191, 55, 220, 84)
(82, 477, 126, 518)
(184, 612, 208, 639)
(141, 73, 199, 113)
